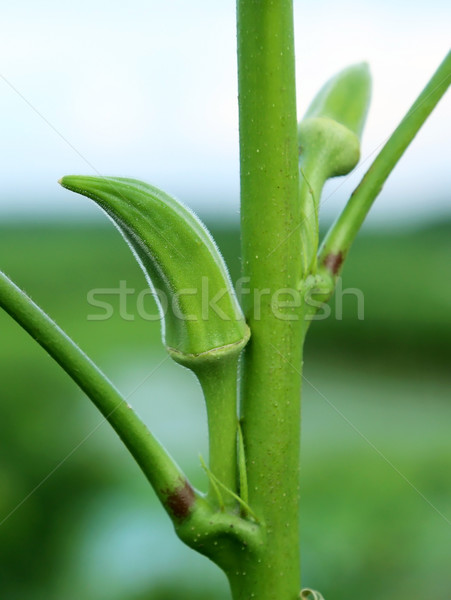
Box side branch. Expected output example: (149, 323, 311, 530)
(0, 270, 263, 556)
(0, 270, 193, 521)
(318, 50, 451, 279)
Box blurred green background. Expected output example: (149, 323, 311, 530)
(0, 217, 450, 599)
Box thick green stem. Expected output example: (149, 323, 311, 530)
(236, 1, 302, 598)
(318, 50, 451, 279)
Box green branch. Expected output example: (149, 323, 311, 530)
(0, 270, 262, 558)
(318, 50, 451, 280)
(0, 270, 196, 518)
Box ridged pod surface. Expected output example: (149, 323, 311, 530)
(60, 176, 249, 369)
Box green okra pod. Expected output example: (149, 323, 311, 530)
(298, 63, 372, 274)
(59, 176, 250, 369)
(60, 175, 248, 496)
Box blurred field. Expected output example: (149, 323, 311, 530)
(0, 218, 450, 599)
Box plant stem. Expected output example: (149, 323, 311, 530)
(318, 50, 451, 277)
(0, 270, 194, 519)
(197, 356, 239, 501)
(236, 1, 302, 598)
(298, 162, 325, 275)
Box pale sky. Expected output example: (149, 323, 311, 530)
(0, 1, 450, 224)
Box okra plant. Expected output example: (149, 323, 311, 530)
(1, 3, 450, 599)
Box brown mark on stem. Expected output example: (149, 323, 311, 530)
(163, 479, 196, 522)
(323, 251, 344, 275)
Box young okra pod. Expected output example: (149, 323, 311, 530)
(59, 176, 250, 371)
(297, 63, 372, 275)
(298, 62, 371, 179)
